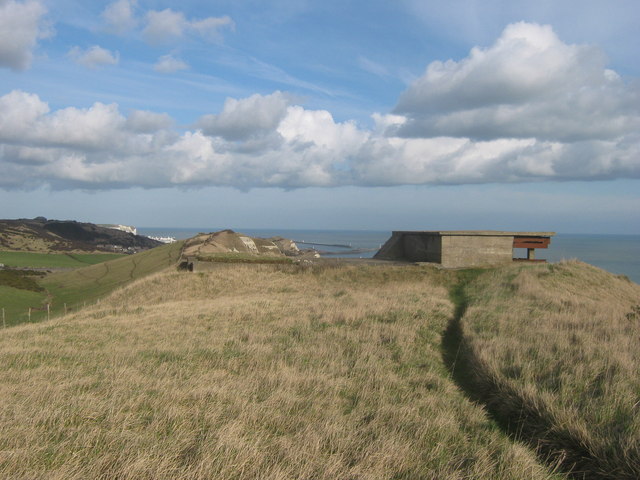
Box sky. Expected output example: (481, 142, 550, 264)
(0, 0, 639, 233)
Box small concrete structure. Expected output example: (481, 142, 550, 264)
(374, 231, 555, 268)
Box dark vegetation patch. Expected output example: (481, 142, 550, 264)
(0, 269, 45, 292)
(43, 221, 112, 243)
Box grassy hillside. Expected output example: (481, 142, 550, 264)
(1, 258, 635, 478)
(0, 264, 559, 479)
(0, 241, 184, 325)
(0, 218, 160, 253)
(456, 261, 640, 478)
(42, 240, 184, 314)
(0, 251, 125, 269)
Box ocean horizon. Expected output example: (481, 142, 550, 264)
(138, 228, 640, 284)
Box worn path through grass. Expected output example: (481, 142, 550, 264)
(441, 268, 576, 476)
(443, 262, 640, 479)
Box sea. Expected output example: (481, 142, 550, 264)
(138, 228, 640, 284)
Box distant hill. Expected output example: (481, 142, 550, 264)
(0, 217, 161, 254)
(182, 229, 301, 258)
(179, 229, 321, 267)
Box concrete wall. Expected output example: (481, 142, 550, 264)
(402, 234, 441, 262)
(374, 231, 518, 267)
(373, 232, 405, 260)
(440, 235, 513, 268)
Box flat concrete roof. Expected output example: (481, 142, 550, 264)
(391, 230, 556, 237)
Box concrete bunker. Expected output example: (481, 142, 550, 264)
(374, 231, 555, 268)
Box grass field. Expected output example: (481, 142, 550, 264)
(458, 261, 640, 478)
(0, 264, 561, 479)
(0, 253, 636, 478)
(0, 285, 48, 327)
(0, 251, 126, 269)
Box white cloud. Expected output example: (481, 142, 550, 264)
(1, 23, 639, 190)
(142, 9, 186, 44)
(142, 8, 234, 45)
(154, 54, 188, 73)
(1, 84, 639, 191)
(278, 106, 367, 154)
(68, 45, 119, 69)
(0, 0, 50, 71)
(102, 0, 137, 34)
(395, 22, 640, 142)
(0, 90, 50, 139)
(126, 110, 173, 133)
(190, 15, 234, 41)
(198, 91, 293, 141)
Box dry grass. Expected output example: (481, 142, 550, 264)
(0, 264, 557, 479)
(461, 260, 640, 478)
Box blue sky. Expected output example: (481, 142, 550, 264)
(0, 0, 639, 233)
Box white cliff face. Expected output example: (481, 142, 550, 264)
(117, 225, 137, 235)
(239, 236, 259, 253)
(100, 224, 137, 235)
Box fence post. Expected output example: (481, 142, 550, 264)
(2, 308, 5, 328)
(28, 307, 31, 322)
(64, 303, 67, 315)
(47, 304, 50, 322)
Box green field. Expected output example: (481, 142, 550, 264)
(0, 251, 125, 269)
(0, 285, 48, 327)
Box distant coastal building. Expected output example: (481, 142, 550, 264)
(98, 224, 137, 235)
(374, 231, 555, 268)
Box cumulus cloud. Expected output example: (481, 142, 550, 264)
(125, 110, 173, 133)
(395, 22, 640, 142)
(1, 23, 639, 191)
(102, 0, 137, 34)
(0, 89, 364, 189)
(68, 45, 119, 69)
(197, 91, 294, 141)
(0, 0, 50, 71)
(154, 53, 188, 73)
(142, 9, 184, 44)
(142, 8, 234, 45)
